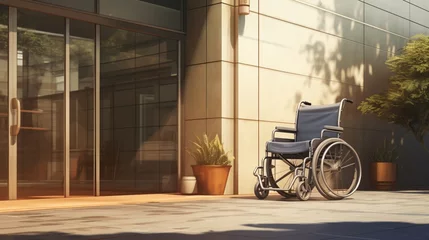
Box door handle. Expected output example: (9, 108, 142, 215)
(10, 98, 20, 136)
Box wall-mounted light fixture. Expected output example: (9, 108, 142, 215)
(238, 0, 250, 15)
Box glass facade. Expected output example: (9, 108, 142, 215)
(33, 0, 96, 12)
(99, 0, 183, 31)
(33, 0, 184, 31)
(69, 19, 95, 196)
(0, 0, 182, 200)
(100, 26, 178, 195)
(17, 9, 65, 198)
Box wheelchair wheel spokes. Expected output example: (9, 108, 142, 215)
(266, 158, 299, 198)
(320, 141, 361, 198)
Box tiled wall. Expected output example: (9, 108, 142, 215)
(184, 0, 235, 194)
(236, 0, 429, 192)
(184, 0, 429, 194)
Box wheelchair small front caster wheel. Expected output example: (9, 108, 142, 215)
(296, 181, 311, 201)
(254, 181, 269, 200)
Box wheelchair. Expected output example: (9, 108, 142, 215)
(253, 98, 362, 201)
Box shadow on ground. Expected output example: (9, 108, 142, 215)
(3, 221, 429, 240)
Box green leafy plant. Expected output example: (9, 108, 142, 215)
(187, 134, 234, 166)
(372, 138, 399, 163)
(358, 34, 429, 154)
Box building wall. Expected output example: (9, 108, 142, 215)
(184, 0, 236, 194)
(184, 0, 429, 195)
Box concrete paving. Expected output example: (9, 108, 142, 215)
(0, 191, 429, 239)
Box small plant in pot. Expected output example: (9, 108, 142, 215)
(187, 133, 234, 195)
(370, 138, 399, 191)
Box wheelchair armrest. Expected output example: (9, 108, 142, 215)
(272, 126, 296, 141)
(275, 126, 296, 133)
(323, 125, 344, 132)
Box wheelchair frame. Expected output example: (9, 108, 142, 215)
(253, 98, 359, 200)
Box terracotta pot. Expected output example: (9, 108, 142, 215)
(191, 165, 231, 195)
(371, 162, 397, 191)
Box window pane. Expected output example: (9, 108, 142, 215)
(33, 0, 95, 12)
(17, 9, 65, 199)
(100, 26, 178, 195)
(70, 19, 95, 196)
(99, 0, 183, 31)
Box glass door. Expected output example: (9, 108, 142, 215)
(16, 9, 65, 199)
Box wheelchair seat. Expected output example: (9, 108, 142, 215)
(266, 140, 310, 155)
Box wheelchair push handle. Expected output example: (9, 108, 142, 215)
(301, 101, 312, 106)
(343, 98, 353, 104)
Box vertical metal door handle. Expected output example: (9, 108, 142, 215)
(10, 98, 20, 136)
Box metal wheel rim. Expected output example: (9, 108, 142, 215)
(297, 181, 310, 200)
(311, 138, 343, 200)
(320, 141, 362, 198)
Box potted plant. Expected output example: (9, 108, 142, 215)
(187, 133, 234, 195)
(370, 138, 399, 191)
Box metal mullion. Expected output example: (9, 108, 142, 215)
(94, 24, 100, 196)
(177, 39, 183, 192)
(64, 18, 70, 197)
(8, 7, 17, 200)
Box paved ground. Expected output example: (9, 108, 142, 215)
(0, 191, 429, 239)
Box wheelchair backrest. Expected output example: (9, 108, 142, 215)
(296, 102, 341, 142)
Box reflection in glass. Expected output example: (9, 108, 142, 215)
(33, 0, 96, 12)
(99, 0, 183, 31)
(100, 26, 178, 195)
(17, 9, 65, 199)
(70, 20, 95, 196)
(0, 5, 7, 200)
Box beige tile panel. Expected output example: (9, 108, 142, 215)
(298, 0, 364, 21)
(207, 62, 234, 118)
(237, 64, 258, 120)
(188, 0, 207, 10)
(207, 4, 235, 62)
(258, 68, 366, 130)
(186, 8, 207, 65)
(412, 0, 429, 12)
(365, 0, 409, 19)
(361, 47, 396, 131)
(364, 26, 408, 54)
(207, 62, 222, 118)
(207, 4, 222, 62)
(221, 4, 235, 62)
(365, 4, 409, 37)
(237, 10, 258, 66)
(259, 0, 364, 42)
(184, 64, 207, 120)
(237, 119, 258, 194)
(259, 15, 365, 86)
(250, 0, 258, 12)
(183, 119, 207, 177)
(222, 118, 235, 194)
(221, 62, 235, 118)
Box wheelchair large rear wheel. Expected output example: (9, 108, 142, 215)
(266, 158, 314, 198)
(312, 138, 362, 200)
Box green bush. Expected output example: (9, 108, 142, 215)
(358, 34, 429, 153)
